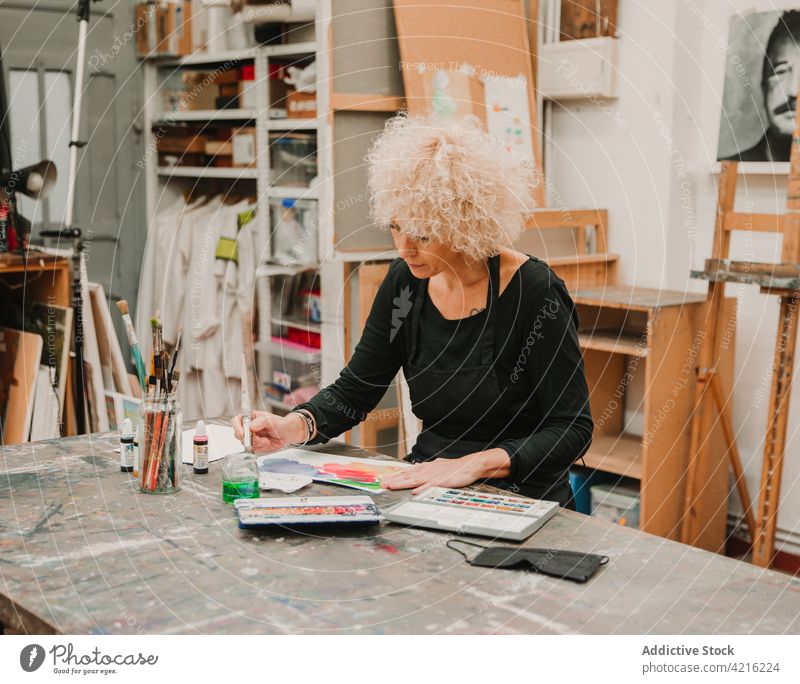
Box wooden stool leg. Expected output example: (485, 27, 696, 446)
(752, 293, 800, 567)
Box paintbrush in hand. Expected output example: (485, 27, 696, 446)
(241, 352, 252, 453)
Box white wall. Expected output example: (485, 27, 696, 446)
(546, 0, 800, 554)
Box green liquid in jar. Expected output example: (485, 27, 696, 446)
(222, 478, 260, 503)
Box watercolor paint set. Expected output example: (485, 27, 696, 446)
(384, 487, 559, 541)
(234, 495, 381, 529)
(426, 488, 545, 512)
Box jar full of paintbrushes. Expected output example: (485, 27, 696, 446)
(138, 391, 182, 494)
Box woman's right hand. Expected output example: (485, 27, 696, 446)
(231, 411, 308, 453)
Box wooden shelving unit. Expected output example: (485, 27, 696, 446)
(581, 432, 643, 480)
(0, 252, 70, 301)
(577, 330, 647, 357)
(0, 252, 76, 438)
(574, 285, 736, 548)
(141, 22, 328, 416)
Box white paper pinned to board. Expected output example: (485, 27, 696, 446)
(483, 73, 534, 163)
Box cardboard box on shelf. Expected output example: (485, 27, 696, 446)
(136, 1, 193, 58)
(214, 67, 241, 85)
(161, 0, 192, 57)
(204, 140, 232, 156)
(135, 2, 159, 57)
(179, 71, 220, 111)
(219, 83, 239, 98)
(205, 139, 233, 167)
(286, 89, 316, 118)
(157, 131, 206, 167)
(157, 132, 207, 155)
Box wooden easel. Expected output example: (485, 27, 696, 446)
(683, 103, 800, 567)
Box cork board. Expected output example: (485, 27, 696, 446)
(393, 0, 543, 203)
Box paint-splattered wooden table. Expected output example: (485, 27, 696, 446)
(1, 432, 798, 634)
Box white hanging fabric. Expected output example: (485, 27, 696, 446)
(136, 194, 257, 422)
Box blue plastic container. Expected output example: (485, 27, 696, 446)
(569, 467, 610, 515)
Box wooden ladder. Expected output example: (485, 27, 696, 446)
(682, 110, 800, 567)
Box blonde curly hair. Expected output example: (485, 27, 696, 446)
(366, 113, 537, 260)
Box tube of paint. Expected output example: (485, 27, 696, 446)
(193, 420, 209, 474)
(120, 419, 135, 473)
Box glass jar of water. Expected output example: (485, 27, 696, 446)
(222, 451, 259, 503)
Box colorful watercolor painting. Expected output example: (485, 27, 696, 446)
(483, 73, 534, 162)
(420, 67, 485, 123)
(257, 449, 409, 493)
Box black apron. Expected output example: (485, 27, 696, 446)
(402, 254, 574, 508)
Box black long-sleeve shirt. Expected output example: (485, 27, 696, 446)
(296, 256, 593, 491)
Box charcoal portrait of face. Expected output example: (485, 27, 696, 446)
(719, 11, 800, 162)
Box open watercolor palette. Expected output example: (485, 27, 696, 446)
(234, 495, 381, 529)
(384, 487, 559, 541)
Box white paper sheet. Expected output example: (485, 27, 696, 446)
(483, 74, 534, 164)
(258, 472, 313, 493)
(181, 423, 245, 464)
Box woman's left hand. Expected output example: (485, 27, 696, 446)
(380, 456, 483, 494)
(380, 449, 512, 494)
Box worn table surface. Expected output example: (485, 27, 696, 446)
(1, 432, 798, 635)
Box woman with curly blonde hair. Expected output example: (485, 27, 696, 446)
(234, 114, 593, 507)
